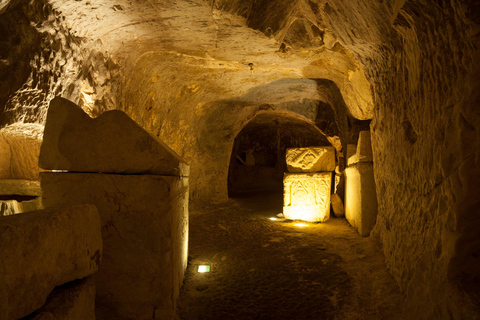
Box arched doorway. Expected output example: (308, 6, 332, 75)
(227, 112, 332, 197)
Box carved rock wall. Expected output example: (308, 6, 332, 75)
(367, 2, 480, 318)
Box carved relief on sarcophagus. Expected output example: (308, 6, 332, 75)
(283, 172, 332, 222)
(285, 146, 335, 173)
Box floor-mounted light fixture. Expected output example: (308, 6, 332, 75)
(198, 265, 210, 273)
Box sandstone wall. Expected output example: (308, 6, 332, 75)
(367, 2, 480, 318)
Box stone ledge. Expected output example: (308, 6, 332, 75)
(0, 179, 42, 196)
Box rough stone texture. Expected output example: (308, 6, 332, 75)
(285, 146, 335, 173)
(1, 0, 479, 318)
(0, 198, 42, 216)
(346, 131, 373, 167)
(0, 205, 102, 320)
(0, 199, 21, 216)
(39, 97, 189, 176)
(331, 193, 345, 218)
(346, 144, 357, 167)
(24, 276, 96, 320)
(356, 131, 373, 163)
(283, 172, 331, 222)
(41, 172, 189, 320)
(345, 163, 378, 237)
(0, 179, 41, 196)
(0, 123, 43, 180)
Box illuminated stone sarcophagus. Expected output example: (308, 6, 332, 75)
(283, 172, 332, 222)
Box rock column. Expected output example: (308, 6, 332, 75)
(344, 130, 378, 236)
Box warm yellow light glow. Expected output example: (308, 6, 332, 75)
(283, 172, 332, 222)
(294, 223, 309, 227)
(269, 217, 278, 221)
(198, 265, 210, 273)
(286, 207, 322, 222)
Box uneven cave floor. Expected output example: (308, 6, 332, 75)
(176, 193, 405, 320)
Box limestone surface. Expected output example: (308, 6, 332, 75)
(345, 163, 378, 237)
(356, 131, 373, 163)
(24, 276, 96, 320)
(0, 205, 102, 320)
(41, 172, 189, 320)
(0, 123, 43, 180)
(283, 172, 332, 222)
(0, 199, 22, 216)
(0, 179, 41, 196)
(39, 97, 189, 176)
(0, 198, 42, 216)
(331, 193, 345, 218)
(286, 146, 335, 173)
(346, 144, 358, 167)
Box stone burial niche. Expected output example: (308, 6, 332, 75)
(38, 97, 189, 320)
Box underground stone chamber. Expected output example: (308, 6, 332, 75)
(0, 0, 479, 319)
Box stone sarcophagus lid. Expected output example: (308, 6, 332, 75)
(283, 172, 332, 222)
(286, 146, 335, 173)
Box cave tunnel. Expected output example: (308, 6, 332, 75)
(0, 0, 479, 319)
(227, 112, 332, 198)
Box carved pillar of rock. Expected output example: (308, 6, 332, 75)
(344, 131, 378, 236)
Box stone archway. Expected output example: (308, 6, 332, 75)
(227, 112, 331, 197)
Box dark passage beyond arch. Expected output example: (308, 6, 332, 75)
(227, 112, 331, 197)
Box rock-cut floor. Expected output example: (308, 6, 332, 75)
(176, 193, 404, 320)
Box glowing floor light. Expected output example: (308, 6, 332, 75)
(293, 223, 309, 227)
(198, 265, 210, 273)
(269, 217, 278, 221)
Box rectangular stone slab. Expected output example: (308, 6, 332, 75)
(286, 146, 335, 173)
(283, 172, 332, 222)
(41, 172, 189, 320)
(345, 163, 378, 236)
(0, 205, 102, 320)
(0, 179, 42, 196)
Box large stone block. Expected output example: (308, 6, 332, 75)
(39, 97, 189, 176)
(283, 172, 332, 222)
(286, 146, 335, 173)
(0, 205, 102, 320)
(0, 124, 43, 180)
(344, 163, 378, 236)
(24, 276, 96, 320)
(41, 172, 189, 320)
